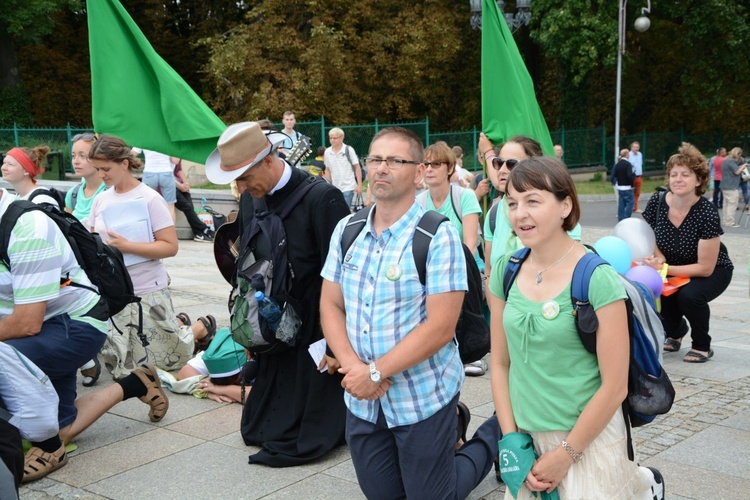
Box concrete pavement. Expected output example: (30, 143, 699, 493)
(18, 198, 750, 500)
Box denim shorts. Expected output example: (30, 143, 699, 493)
(143, 171, 177, 203)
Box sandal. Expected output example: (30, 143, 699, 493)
(81, 356, 101, 387)
(455, 401, 471, 451)
(132, 364, 169, 422)
(683, 349, 714, 363)
(175, 312, 191, 326)
(663, 337, 683, 352)
(22, 445, 68, 483)
(194, 315, 217, 353)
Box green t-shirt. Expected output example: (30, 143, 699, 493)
(65, 180, 107, 225)
(489, 250, 627, 432)
(422, 186, 482, 244)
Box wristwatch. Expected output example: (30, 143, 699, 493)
(369, 362, 381, 383)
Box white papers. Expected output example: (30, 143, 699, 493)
(101, 198, 154, 266)
(308, 338, 328, 372)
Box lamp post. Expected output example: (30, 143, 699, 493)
(470, 0, 532, 31)
(614, 0, 651, 163)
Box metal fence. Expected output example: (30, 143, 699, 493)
(3, 120, 749, 179)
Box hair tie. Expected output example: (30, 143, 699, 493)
(6, 148, 40, 183)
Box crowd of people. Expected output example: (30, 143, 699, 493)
(1, 113, 740, 499)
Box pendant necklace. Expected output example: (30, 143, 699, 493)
(530, 241, 577, 285)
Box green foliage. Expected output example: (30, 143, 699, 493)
(0, 83, 32, 126)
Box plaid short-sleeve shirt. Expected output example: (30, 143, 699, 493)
(321, 202, 467, 427)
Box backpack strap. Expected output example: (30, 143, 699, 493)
(412, 210, 449, 286)
(450, 185, 463, 221)
(340, 206, 372, 259)
(502, 247, 531, 299)
(346, 146, 358, 171)
(489, 202, 500, 234)
(70, 184, 82, 210)
(0, 201, 38, 269)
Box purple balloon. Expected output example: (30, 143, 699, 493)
(625, 265, 664, 298)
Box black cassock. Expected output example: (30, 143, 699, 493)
(238, 167, 350, 467)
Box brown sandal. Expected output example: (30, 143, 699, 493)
(176, 312, 191, 326)
(22, 445, 68, 483)
(132, 364, 169, 422)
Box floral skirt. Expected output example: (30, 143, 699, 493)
(100, 288, 194, 379)
(505, 408, 656, 500)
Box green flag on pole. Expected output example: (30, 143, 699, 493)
(481, 0, 554, 155)
(87, 0, 225, 164)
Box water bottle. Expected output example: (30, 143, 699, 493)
(255, 291, 281, 331)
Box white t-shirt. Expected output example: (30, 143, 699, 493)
(324, 144, 359, 192)
(89, 182, 173, 294)
(22, 187, 60, 209)
(132, 148, 173, 173)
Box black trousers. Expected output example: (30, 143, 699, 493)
(0, 400, 23, 493)
(175, 189, 208, 236)
(662, 265, 733, 352)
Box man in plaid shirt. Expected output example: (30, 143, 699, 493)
(320, 127, 500, 499)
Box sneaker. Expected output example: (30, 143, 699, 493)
(730, 224, 741, 228)
(464, 359, 487, 376)
(194, 231, 214, 243)
(647, 466, 665, 500)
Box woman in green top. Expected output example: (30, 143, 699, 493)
(488, 157, 663, 499)
(65, 133, 106, 228)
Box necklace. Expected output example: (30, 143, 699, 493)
(530, 241, 577, 285)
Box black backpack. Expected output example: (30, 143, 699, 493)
(340, 207, 490, 364)
(0, 201, 145, 345)
(230, 176, 322, 354)
(27, 187, 66, 210)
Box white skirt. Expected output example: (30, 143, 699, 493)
(505, 408, 656, 500)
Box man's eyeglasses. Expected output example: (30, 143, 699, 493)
(365, 157, 421, 170)
(72, 133, 97, 142)
(491, 157, 520, 171)
(424, 161, 448, 169)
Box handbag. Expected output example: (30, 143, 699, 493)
(741, 167, 750, 182)
(351, 193, 365, 212)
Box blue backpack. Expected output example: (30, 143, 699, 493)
(503, 247, 675, 461)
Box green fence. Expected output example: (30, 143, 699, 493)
(3, 120, 748, 178)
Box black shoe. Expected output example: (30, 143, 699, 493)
(194, 231, 214, 243)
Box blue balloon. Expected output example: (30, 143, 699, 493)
(593, 236, 632, 275)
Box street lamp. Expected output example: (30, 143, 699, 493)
(614, 1, 651, 163)
(470, 0, 532, 31)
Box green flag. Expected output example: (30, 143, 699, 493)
(87, 0, 225, 164)
(481, 0, 554, 155)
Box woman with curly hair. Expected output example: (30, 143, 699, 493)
(643, 143, 733, 363)
(1, 145, 60, 208)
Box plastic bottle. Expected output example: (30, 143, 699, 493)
(255, 291, 281, 331)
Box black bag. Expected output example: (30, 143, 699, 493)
(341, 208, 490, 364)
(0, 201, 145, 343)
(28, 187, 66, 210)
(230, 177, 321, 354)
(351, 193, 365, 212)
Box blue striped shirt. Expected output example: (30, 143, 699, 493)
(321, 202, 467, 427)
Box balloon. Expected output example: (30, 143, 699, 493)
(593, 236, 632, 275)
(625, 265, 664, 298)
(613, 218, 656, 263)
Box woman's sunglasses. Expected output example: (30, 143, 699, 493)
(491, 157, 520, 171)
(72, 133, 97, 142)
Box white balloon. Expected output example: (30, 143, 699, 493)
(612, 218, 656, 263)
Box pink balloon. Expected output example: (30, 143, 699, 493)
(625, 265, 664, 298)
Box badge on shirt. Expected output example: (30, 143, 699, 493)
(542, 300, 560, 320)
(385, 264, 402, 281)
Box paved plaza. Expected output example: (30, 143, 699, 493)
(18, 197, 750, 500)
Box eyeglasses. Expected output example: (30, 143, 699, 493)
(365, 157, 421, 170)
(424, 161, 448, 169)
(72, 133, 97, 142)
(491, 157, 520, 171)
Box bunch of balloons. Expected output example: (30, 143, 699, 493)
(593, 218, 663, 299)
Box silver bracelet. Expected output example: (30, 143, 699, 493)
(561, 440, 583, 463)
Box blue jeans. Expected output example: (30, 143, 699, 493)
(346, 394, 501, 499)
(341, 190, 355, 207)
(6, 314, 106, 428)
(618, 189, 634, 221)
(143, 171, 177, 203)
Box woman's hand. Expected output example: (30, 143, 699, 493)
(478, 132, 495, 155)
(524, 469, 554, 493)
(105, 231, 131, 252)
(643, 255, 665, 270)
(475, 178, 490, 199)
(530, 447, 574, 493)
